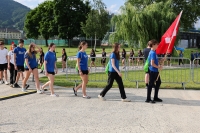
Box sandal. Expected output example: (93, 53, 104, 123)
(50, 94, 59, 97)
(82, 95, 91, 99)
(73, 88, 77, 96)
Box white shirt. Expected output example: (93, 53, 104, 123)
(0, 48, 8, 64)
(8, 50, 15, 64)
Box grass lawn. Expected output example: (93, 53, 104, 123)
(39, 67, 200, 89)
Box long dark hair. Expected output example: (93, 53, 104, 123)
(78, 41, 87, 50)
(90, 48, 95, 55)
(131, 49, 134, 54)
(112, 43, 120, 60)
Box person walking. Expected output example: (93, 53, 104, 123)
(7, 44, 17, 87)
(41, 43, 58, 97)
(98, 43, 131, 102)
(101, 48, 106, 67)
(143, 41, 151, 88)
(146, 39, 163, 104)
(39, 48, 44, 73)
(0, 41, 9, 85)
(22, 43, 42, 93)
(179, 51, 184, 65)
(61, 48, 67, 72)
(121, 48, 126, 69)
(90, 48, 96, 69)
(129, 49, 135, 67)
(73, 41, 91, 99)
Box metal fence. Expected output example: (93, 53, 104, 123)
(66, 56, 198, 89)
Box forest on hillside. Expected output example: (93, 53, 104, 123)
(0, 0, 30, 30)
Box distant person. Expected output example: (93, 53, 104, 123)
(143, 41, 151, 88)
(13, 39, 27, 88)
(98, 43, 131, 102)
(90, 48, 96, 69)
(129, 49, 135, 67)
(22, 43, 42, 93)
(166, 53, 171, 66)
(121, 48, 126, 69)
(179, 51, 184, 65)
(191, 51, 195, 65)
(137, 50, 143, 66)
(41, 43, 58, 97)
(146, 39, 162, 104)
(73, 41, 90, 99)
(61, 48, 67, 72)
(194, 51, 199, 66)
(0, 41, 9, 85)
(8, 44, 17, 87)
(39, 48, 44, 73)
(101, 48, 106, 67)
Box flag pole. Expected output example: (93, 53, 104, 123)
(155, 11, 183, 83)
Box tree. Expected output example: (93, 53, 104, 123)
(127, 0, 200, 30)
(110, 1, 176, 48)
(81, 0, 110, 50)
(24, 1, 56, 46)
(54, 0, 90, 46)
(37, 1, 57, 46)
(24, 7, 40, 39)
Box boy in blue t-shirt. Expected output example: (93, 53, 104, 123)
(13, 39, 26, 88)
(146, 39, 163, 104)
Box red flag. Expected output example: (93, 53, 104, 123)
(156, 11, 183, 55)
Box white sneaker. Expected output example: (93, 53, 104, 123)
(98, 95, 106, 101)
(22, 88, 26, 92)
(40, 86, 45, 93)
(37, 90, 42, 94)
(5, 81, 9, 85)
(0, 80, 4, 84)
(122, 99, 131, 102)
(50, 94, 59, 97)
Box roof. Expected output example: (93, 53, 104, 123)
(0, 28, 20, 33)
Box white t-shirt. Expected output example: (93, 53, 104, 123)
(0, 48, 8, 64)
(8, 50, 15, 64)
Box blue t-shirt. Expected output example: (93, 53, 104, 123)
(14, 47, 26, 66)
(44, 51, 56, 72)
(149, 50, 158, 72)
(24, 52, 37, 69)
(109, 53, 119, 72)
(77, 51, 88, 71)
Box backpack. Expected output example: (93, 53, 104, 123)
(105, 61, 110, 74)
(144, 56, 150, 72)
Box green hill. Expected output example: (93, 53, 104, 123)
(0, 0, 30, 30)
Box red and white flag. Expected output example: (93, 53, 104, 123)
(156, 11, 183, 55)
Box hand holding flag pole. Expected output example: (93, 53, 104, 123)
(155, 11, 183, 83)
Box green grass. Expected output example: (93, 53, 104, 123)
(39, 67, 200, 89)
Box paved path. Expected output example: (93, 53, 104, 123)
(0, 88, 200, 133)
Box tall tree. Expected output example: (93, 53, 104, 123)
(81, 0, 110, 50)
(127, 0, 200, 29)
(24, 1, 56, 46)
(54, 0, 90, 46)
(111, 1, 176, 48)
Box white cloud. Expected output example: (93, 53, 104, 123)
(107, 4, 120, 14)
(14, 0, 45, 9)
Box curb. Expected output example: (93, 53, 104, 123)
(0, 89, 47, 101)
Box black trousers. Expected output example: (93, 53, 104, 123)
(100, 72, 127, 99)
(147, 71, 161, 100)
(179, 59, 184, 65)
(9, 63, 17, 84)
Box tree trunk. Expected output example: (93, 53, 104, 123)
(94, 33, 97, 51)
(45, 38, 48, 47)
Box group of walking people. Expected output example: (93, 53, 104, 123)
(0, 39, 59, 97)
(73, 40, 163, 103)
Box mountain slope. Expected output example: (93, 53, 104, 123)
(0, 0, 30, 30)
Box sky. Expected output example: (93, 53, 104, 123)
(14, 0, 125, 14)
(14, 0, 200, 28)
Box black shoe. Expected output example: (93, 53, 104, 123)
(73, 88, 77, 96)
(154, 98, 163, 102)
(25, 84, 30, 90)
(145, 99, 156, 104)
(13, 83, 21, 88)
